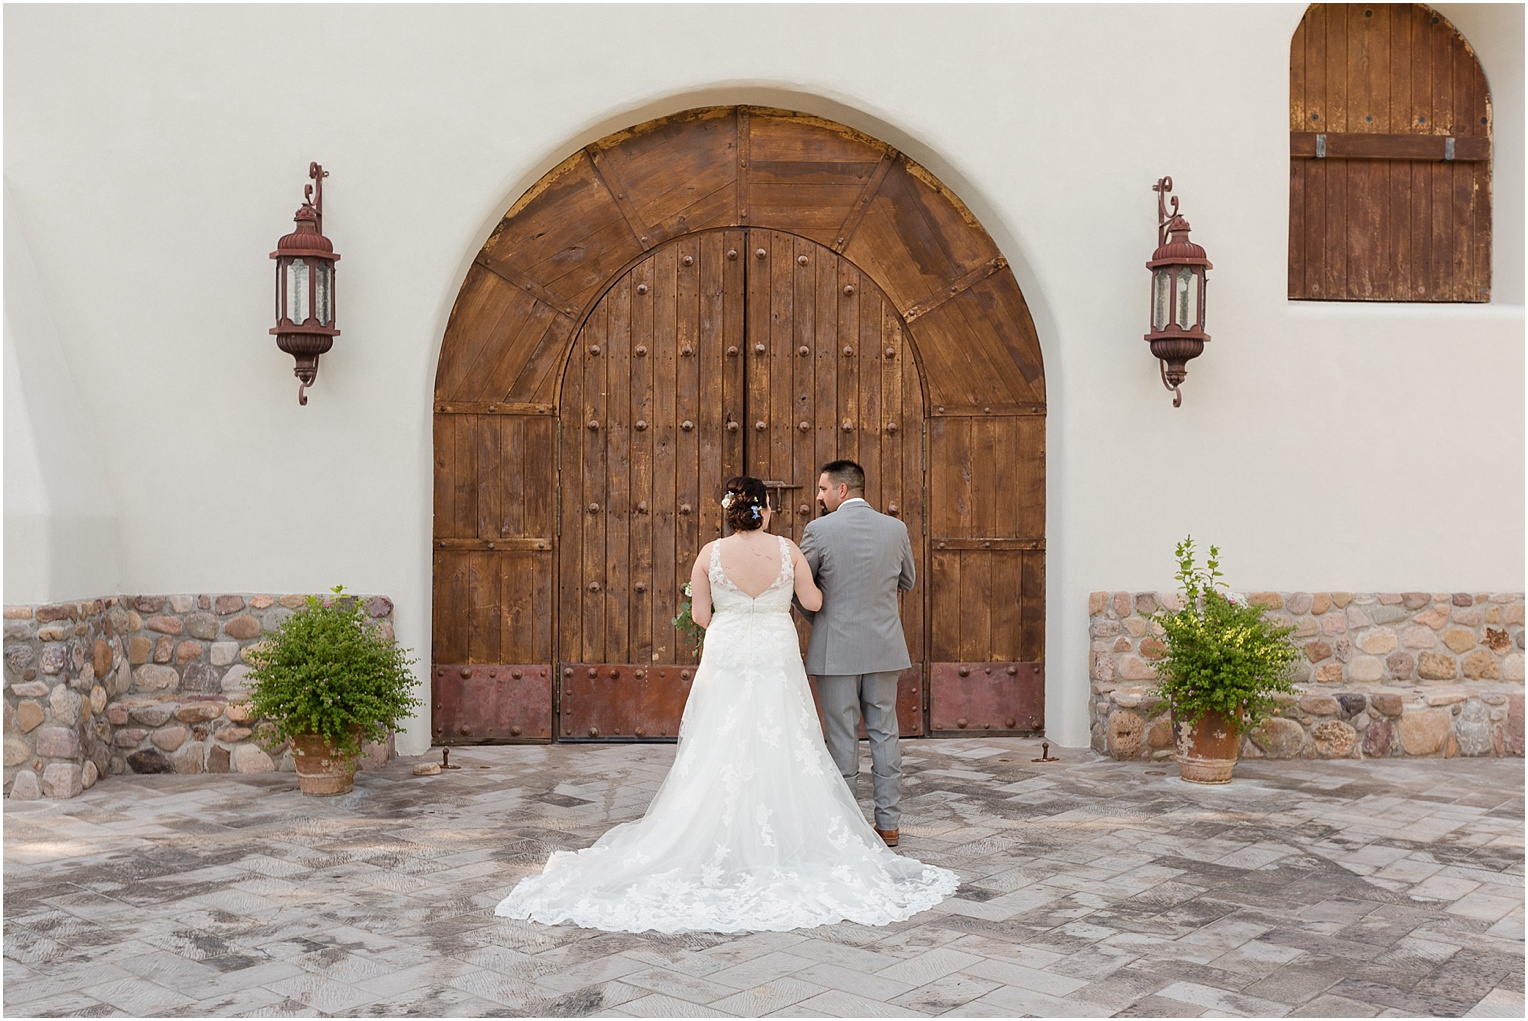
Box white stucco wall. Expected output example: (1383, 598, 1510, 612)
(4, 3, 1521, 752)
(3, 188, 123, 604)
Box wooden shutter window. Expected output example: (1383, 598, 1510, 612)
(1289, 3, 1492, 302)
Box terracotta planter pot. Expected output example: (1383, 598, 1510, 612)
(292, 731, 359, 796)
(1173, 708, 1242, 784)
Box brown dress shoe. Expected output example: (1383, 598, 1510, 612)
(875, 827, 899, 847)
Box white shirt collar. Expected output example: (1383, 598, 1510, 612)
(839, 497, 868, 508)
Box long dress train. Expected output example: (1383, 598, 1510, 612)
(494, 536, 958, 933)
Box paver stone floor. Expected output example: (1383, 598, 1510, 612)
(4, 739, 1523, 1018)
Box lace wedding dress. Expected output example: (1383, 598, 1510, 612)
(495, 536, 958, 933)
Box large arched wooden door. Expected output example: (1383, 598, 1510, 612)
(433, 107, 1045, 747)
(555, 228, 927, 740)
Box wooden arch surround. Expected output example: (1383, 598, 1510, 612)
(432, 106, 1045, 745)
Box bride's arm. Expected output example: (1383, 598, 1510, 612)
(788, 541, 823, 612)
(689, 543, 715, 628)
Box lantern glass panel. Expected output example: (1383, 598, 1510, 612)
(1174, 267, 1194, 329)
(1152, 269, 1172, 331)
(315, 262, 332, 327)
(275, 262, 283, 322)
(287, 258, 310, 324)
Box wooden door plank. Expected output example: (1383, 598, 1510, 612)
(720, 233, 747, 491)
(673, 237, 702, 663)
(836, 266, 860, 469)
(580, 301, 608, 664)
(774, 234, 806, 517)
(520, 417, 556, 538)
(558, 369, 583, 673)
(432, 414, 459, 538)
(652, 245, 679, 666)
(478, 152, 646, 315)
(878, 307, 902, 529)
(436, 266, 532, 401)
(476, 415, 503, 541)
(929, 550, 960, 662)
(1020, 550, 1045, 664)
(466, 551, 500, 663)
(516, 317, 576, 406)
(629, 256, 656, 664)
(957, 550, 992, 663)
(842, 158, 999, 316)
(605, 277, 632, 665)
(433, 550, 470, 665)
(929, 417, 972, 537)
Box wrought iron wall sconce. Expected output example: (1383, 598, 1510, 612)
(270, 163, 340, 405)
(1145, 177, 1211, 408)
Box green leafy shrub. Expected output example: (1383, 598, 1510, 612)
(1151, 537, 1299, 733)
(246, 586, 421, 759)
(672, 581, 705, 651)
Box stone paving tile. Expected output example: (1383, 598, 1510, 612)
(5, 741, 1524, 1018)
(1464, 986, 1528, 1018)
(622, 991, 735, 1016)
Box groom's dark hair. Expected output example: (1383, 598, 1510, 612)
(819, 459, 865, 495)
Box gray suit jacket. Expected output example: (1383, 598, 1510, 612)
(797, 500, 916, 676)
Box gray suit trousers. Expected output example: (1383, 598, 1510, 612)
(815, 670, 901, 830)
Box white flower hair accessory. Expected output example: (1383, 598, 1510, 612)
(720, 492, 736, 510)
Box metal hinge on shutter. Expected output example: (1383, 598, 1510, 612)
(1315, 133, 1326, 158)
(1444, 137, 1456, 161)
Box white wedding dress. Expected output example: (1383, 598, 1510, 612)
(495, 536, 958, 933)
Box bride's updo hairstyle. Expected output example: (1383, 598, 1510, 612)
(722, 476, 769, 532)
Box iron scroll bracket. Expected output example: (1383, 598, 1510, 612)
(1159, 358, 1183, 408)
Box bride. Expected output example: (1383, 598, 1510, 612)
(495, 476, 957, 933)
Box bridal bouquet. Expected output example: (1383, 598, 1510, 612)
(672, 582, 705, 650)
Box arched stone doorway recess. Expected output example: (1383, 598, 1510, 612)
(431, 106, 1045, 745)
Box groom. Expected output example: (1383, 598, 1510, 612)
(796, 459, 916, 847)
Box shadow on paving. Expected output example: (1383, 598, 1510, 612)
(5, 740, 1523, 1018)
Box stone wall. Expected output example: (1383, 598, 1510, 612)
(4, 593, 396, 798)
(1089, 590, 1526, 761)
